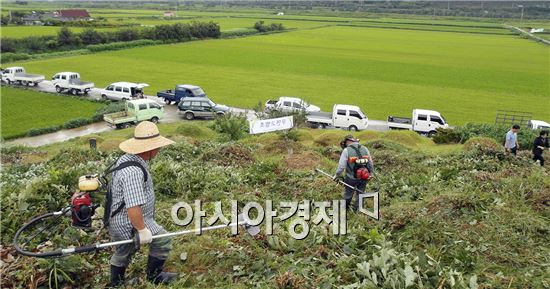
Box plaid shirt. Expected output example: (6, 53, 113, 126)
(108, 154, 163, 240)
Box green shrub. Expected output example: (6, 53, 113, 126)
(209, 113, 249, 141)
(253, 21, 285, 32)
(1, 52, 30, 63)
(87, 39, 160, 52)
(433, 127, 462, 144)
(92, 102, 125, 122)
(62, 118, 91, 129)
(439, 123, 540, 150)
(464, 137, 500, 154)
(26, 126, 61, 137)
(221, 28, 259, 38)
(175, 123, 216, 139)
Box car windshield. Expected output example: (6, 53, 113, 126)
(193, 88, 205, 95)
(208, 100, 216, 107)
(440, 115, 447, 124)
(357, 109, 366, 119)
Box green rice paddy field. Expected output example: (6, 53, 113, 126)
(1, 87, 103, 139)
(8, 25, 548, 125)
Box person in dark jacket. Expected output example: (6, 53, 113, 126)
(533, 130, 549, 166)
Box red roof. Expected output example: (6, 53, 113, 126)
(57, 9, 90, 18)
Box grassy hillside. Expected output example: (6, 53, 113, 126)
(1, 123, 548, 288)
(8, 26, 549, 124)
(0, 87, 104, 139)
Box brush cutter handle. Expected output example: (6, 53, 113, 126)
(315, 168, 380, 194)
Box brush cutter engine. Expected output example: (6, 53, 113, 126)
(71, 175, 101, 228)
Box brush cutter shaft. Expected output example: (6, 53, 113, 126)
(97, 221, 247, 248)
(316, 168, 366, 192)
(16, 219, 249, 258)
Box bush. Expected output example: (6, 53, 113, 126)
(91, 102, 125, 122)
(62, 118, 91, 129)
(86, 39, 160, 52)
(433, 128, 463, 144)
(1, 52, 30, 63)
(26, 126, 61, 136)
(79, 28, 105, 45)
(464, 137, 500, 154)
(57, 27, 78, 46)
(209, 113, 249, 141)
(221, 28, 259, 38)
(253, 21, 285, 32)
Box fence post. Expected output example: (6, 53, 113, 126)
(89, 138, 97, 150)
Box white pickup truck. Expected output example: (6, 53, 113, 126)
(1, 66, 45, 86)
(265, 97, 321, 113)
(388, 109, 448, 136)
(52, 72, 94, 95)
(306, 104, 369, 131)
(528, 120, 550, 130)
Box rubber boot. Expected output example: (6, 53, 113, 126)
(146, 256, 178, 284)
(108, 265, 126, 288)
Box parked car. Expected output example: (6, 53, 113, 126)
(100, 82, 149, 101)
(388, 109, 448, 136)
(306, 104, 368, 131)
(264, 97, 321, 113)
(157, 84, 207, 104)
(178, 97, 229, 120)
(52, 72, 94, 95)
(528, 120, 550, 130)
(1, 66, 44, 86)
(103, 99, 164, 129)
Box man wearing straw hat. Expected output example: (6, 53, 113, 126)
(108, 121, 176, 287)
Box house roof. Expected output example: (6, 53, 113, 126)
(57, 9, 90, 18)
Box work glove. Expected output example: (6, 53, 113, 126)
(132, 227, 153, 250)
(138, 228, 153, 244)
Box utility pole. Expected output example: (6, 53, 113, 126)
(517, 4, 524, 23)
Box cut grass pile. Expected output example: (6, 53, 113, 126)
(0, 87, 104, 139)
(8, 25, 549, 125)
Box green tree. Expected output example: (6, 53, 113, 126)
(79, 28, 104, 45)
(57, 27, 76, 46)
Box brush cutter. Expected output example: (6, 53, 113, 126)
(315, 168, 380, 219)
(13, 211, 259, 258)
(315, 168, 379, 195)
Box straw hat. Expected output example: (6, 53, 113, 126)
(119, 121, 175, 154)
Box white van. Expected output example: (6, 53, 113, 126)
(100, 82, 149, 101)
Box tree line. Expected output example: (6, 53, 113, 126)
(1, 21, 221, 54)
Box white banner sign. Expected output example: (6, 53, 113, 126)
(249, 116, 294, 134)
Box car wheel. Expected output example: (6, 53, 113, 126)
(216, 112, 225, 117)
(184, 112, 195, 120)
(150, 117, 159, 124)
(55, 86, 62, 93)
(6, 79, 11, 84)
(122, 123, 131, 129)
(349, 125, 358, 131)
(319, 123, 327, 129)
(22, 80, 28, 86)
(428, 130, 437, 138)
(70, 88, 77, 95)
(164, 99, 171, 105)
(101, 94, 108, 100)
